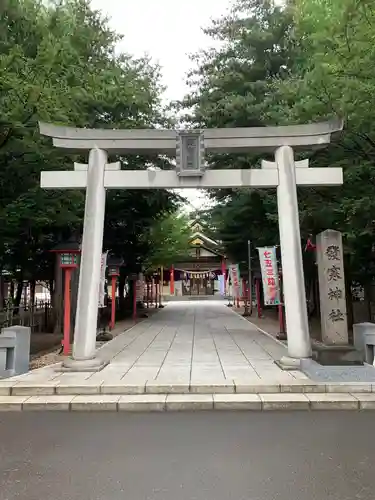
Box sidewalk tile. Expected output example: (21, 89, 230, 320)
(307, 393, 359, 410)
(0, 381, 18, 396)
(166, 394, 213, 411)
(55, 372, 95, 381)
(190, 382, 235, 394)
(56, 383, 100, 395)
(352, 393, 375, 410)
(0, 396, 30, 411)
(101, 383, 145, 394)
(260, 393, 310, 410)
(12, 382, 58, 396)
(289, 371, 311, 380)
(280, 382, 326, 393)
(326, 383, 372, 393)
(213, 394, 261, 410)
(23, 395, 74, 411)
(235, 382, 280, 394)
(118, 395, 166, 411)
(71, 395, 120, 411)
(145, 381, 189, 394)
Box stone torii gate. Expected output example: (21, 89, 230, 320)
(39, 120, 344, 372)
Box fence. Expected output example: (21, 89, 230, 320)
(0, 299, 53, 333)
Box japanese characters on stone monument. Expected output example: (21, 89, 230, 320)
(316, 229, 348, 345)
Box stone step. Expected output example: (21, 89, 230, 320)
(1, 392, 375, 411)
(0, 380, 374, 397)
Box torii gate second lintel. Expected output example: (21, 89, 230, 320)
(39, 120, 344, 373)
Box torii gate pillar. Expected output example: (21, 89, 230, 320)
(275, 146, 311, 367)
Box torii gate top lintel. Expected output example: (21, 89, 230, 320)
(39, 118, 343, 154)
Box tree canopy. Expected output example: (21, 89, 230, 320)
(183, 0, 375, 286)
(0, 0, 179, 288)
(142, 212, 191, 271)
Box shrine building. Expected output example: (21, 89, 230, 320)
(162, 219, 226, 299)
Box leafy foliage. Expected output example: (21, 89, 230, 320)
(181, 0, 291, 266)
(142, 212, 191, 271)
(183, 0, 375, 286)
(0, 0, 177, 284)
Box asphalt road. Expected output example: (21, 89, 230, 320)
(0, 411, 374, 500)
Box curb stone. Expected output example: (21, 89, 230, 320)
(1, 381, 375, 396)
(1, 393, 375, 411)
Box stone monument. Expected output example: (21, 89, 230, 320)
(316, 229, 348, 345)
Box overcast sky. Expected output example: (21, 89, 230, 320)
(90, 0, 234, 210)
(91, 0, 232, 101)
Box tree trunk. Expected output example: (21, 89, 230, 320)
(119, 275, 125, 299)
(1, 278, 8, 308)
(364, 283, 373, 322)
(13, 280, 23, 313)
(30, 279, 36, 307)
(0, 271, 3, 309)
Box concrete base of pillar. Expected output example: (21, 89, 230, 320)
(276, 333, 287, 341)
(58, 357, 109, 372)
(311, 342, 363, 366)
(242, 307, 252, 317)
(275, 356, 310, 371)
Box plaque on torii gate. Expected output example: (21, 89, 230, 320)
(39, 120, 344, 372)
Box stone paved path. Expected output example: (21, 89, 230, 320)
(8, 301, 309, 387)
(90, 301, 307, 385)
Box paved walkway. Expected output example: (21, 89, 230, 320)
(4, 303, 375, 410)
(7, 301, 308, 388)
(96, 301, 302, 385)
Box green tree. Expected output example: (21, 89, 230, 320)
(181, 0, 293, 263)
(0, 0, 178, 321)
(142, 212, 191, 271)
(270, 0, 375, 286)
(184, 0, 375, 296)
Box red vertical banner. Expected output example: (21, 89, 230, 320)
(133, 279, 137, 321)
(170, 266, 175, 295)
(256, 278, 262, 318)
(63, 268, 71, 355)
(110, 275, 116, 330)
(221, 259, 226, 280)
(257, 247, 280, 306)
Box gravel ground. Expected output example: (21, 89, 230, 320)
(29, 349, 63, 370)
(28, 309, 161, 370)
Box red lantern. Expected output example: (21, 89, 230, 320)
(51, 242, 81, 356)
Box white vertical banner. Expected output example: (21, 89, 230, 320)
(218, 275, 225, 296)
(136, 273, 144, 302)
(228, 263, 241, 297)
(225, 272, 230, 296)
(98, 251, 108, 308)
(257, 247, 280, 305)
